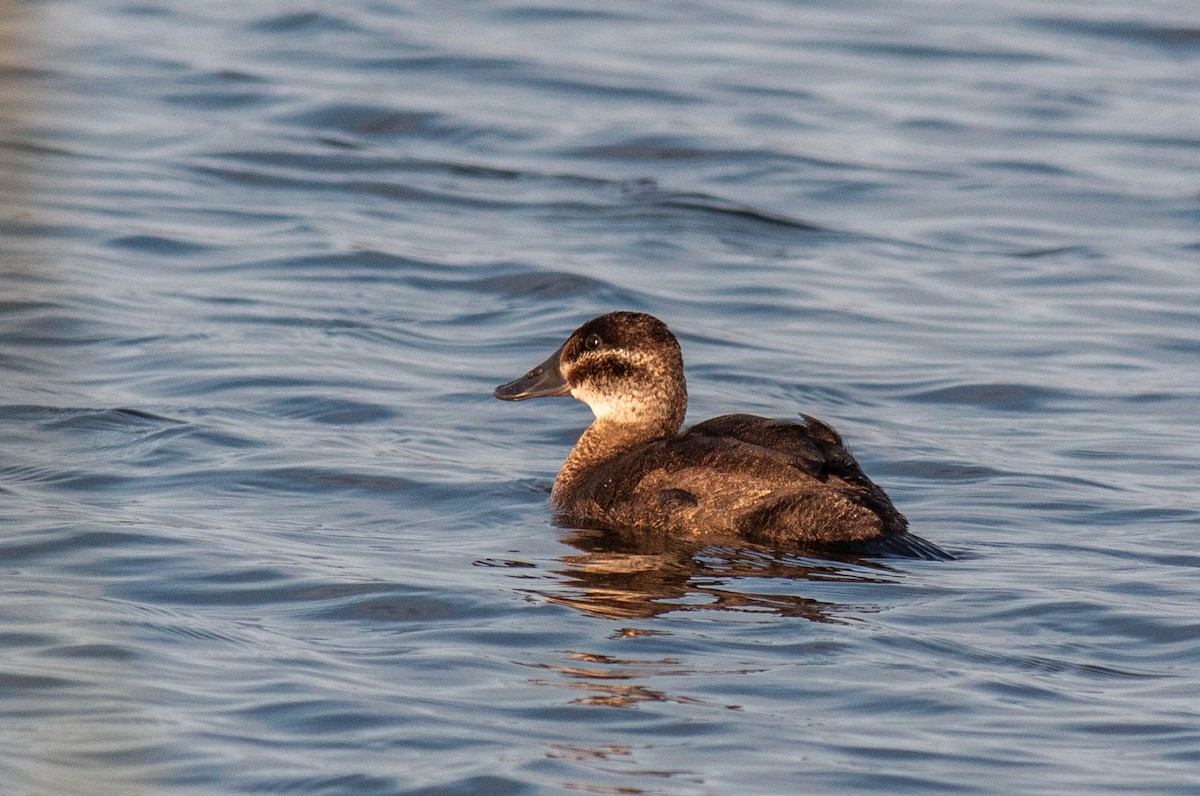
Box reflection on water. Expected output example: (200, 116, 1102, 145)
(526, 651, 708, 709)
(546, 741, 705, 792)
(543, 524, 897, 622)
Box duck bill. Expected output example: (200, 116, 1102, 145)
(494, 345, 570, 401)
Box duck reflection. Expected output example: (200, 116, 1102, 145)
(544, 520, 899, 622)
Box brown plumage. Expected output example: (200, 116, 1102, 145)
(494, 311, 946, 559)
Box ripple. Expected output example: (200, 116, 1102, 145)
(310, 591, 488, 623)
(282, 103, 509, 143)
(654, 191, 827, 232)
(1029, 17, 1200, 50)
(0, 404, 181, 428)
(270, 396, 395, 425)
(247, 10, 362, 34)
(904, 382, 1071, 411)
(0, 671, 80, 691)
(41, 643, 138, 667)
(106, 234, 215, 255)
(5, 0, 1200, 794)
(126, 571, 396, 609)
(0, 528, 165, 565)
(843, 41, 1059, 64)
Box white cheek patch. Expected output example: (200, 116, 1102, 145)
(565, 349, 659, 424)
(571, 386, 640, 423)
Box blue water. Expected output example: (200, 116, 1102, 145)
(2, 0, 1199, 793)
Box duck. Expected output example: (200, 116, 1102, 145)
(494, 311, 946, 559)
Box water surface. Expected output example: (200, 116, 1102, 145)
(2, 0, 1199, 793)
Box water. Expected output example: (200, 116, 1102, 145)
(2, 0, 1199, 793)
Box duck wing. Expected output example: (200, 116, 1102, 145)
(687, 413, 841, 478)
(690, 413, 907, 529)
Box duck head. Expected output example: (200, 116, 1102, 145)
(494, 311, 687, 433)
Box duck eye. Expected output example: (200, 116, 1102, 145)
(584, 334, 602, 350)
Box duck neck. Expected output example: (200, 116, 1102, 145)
(551, 406, 683, 506)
